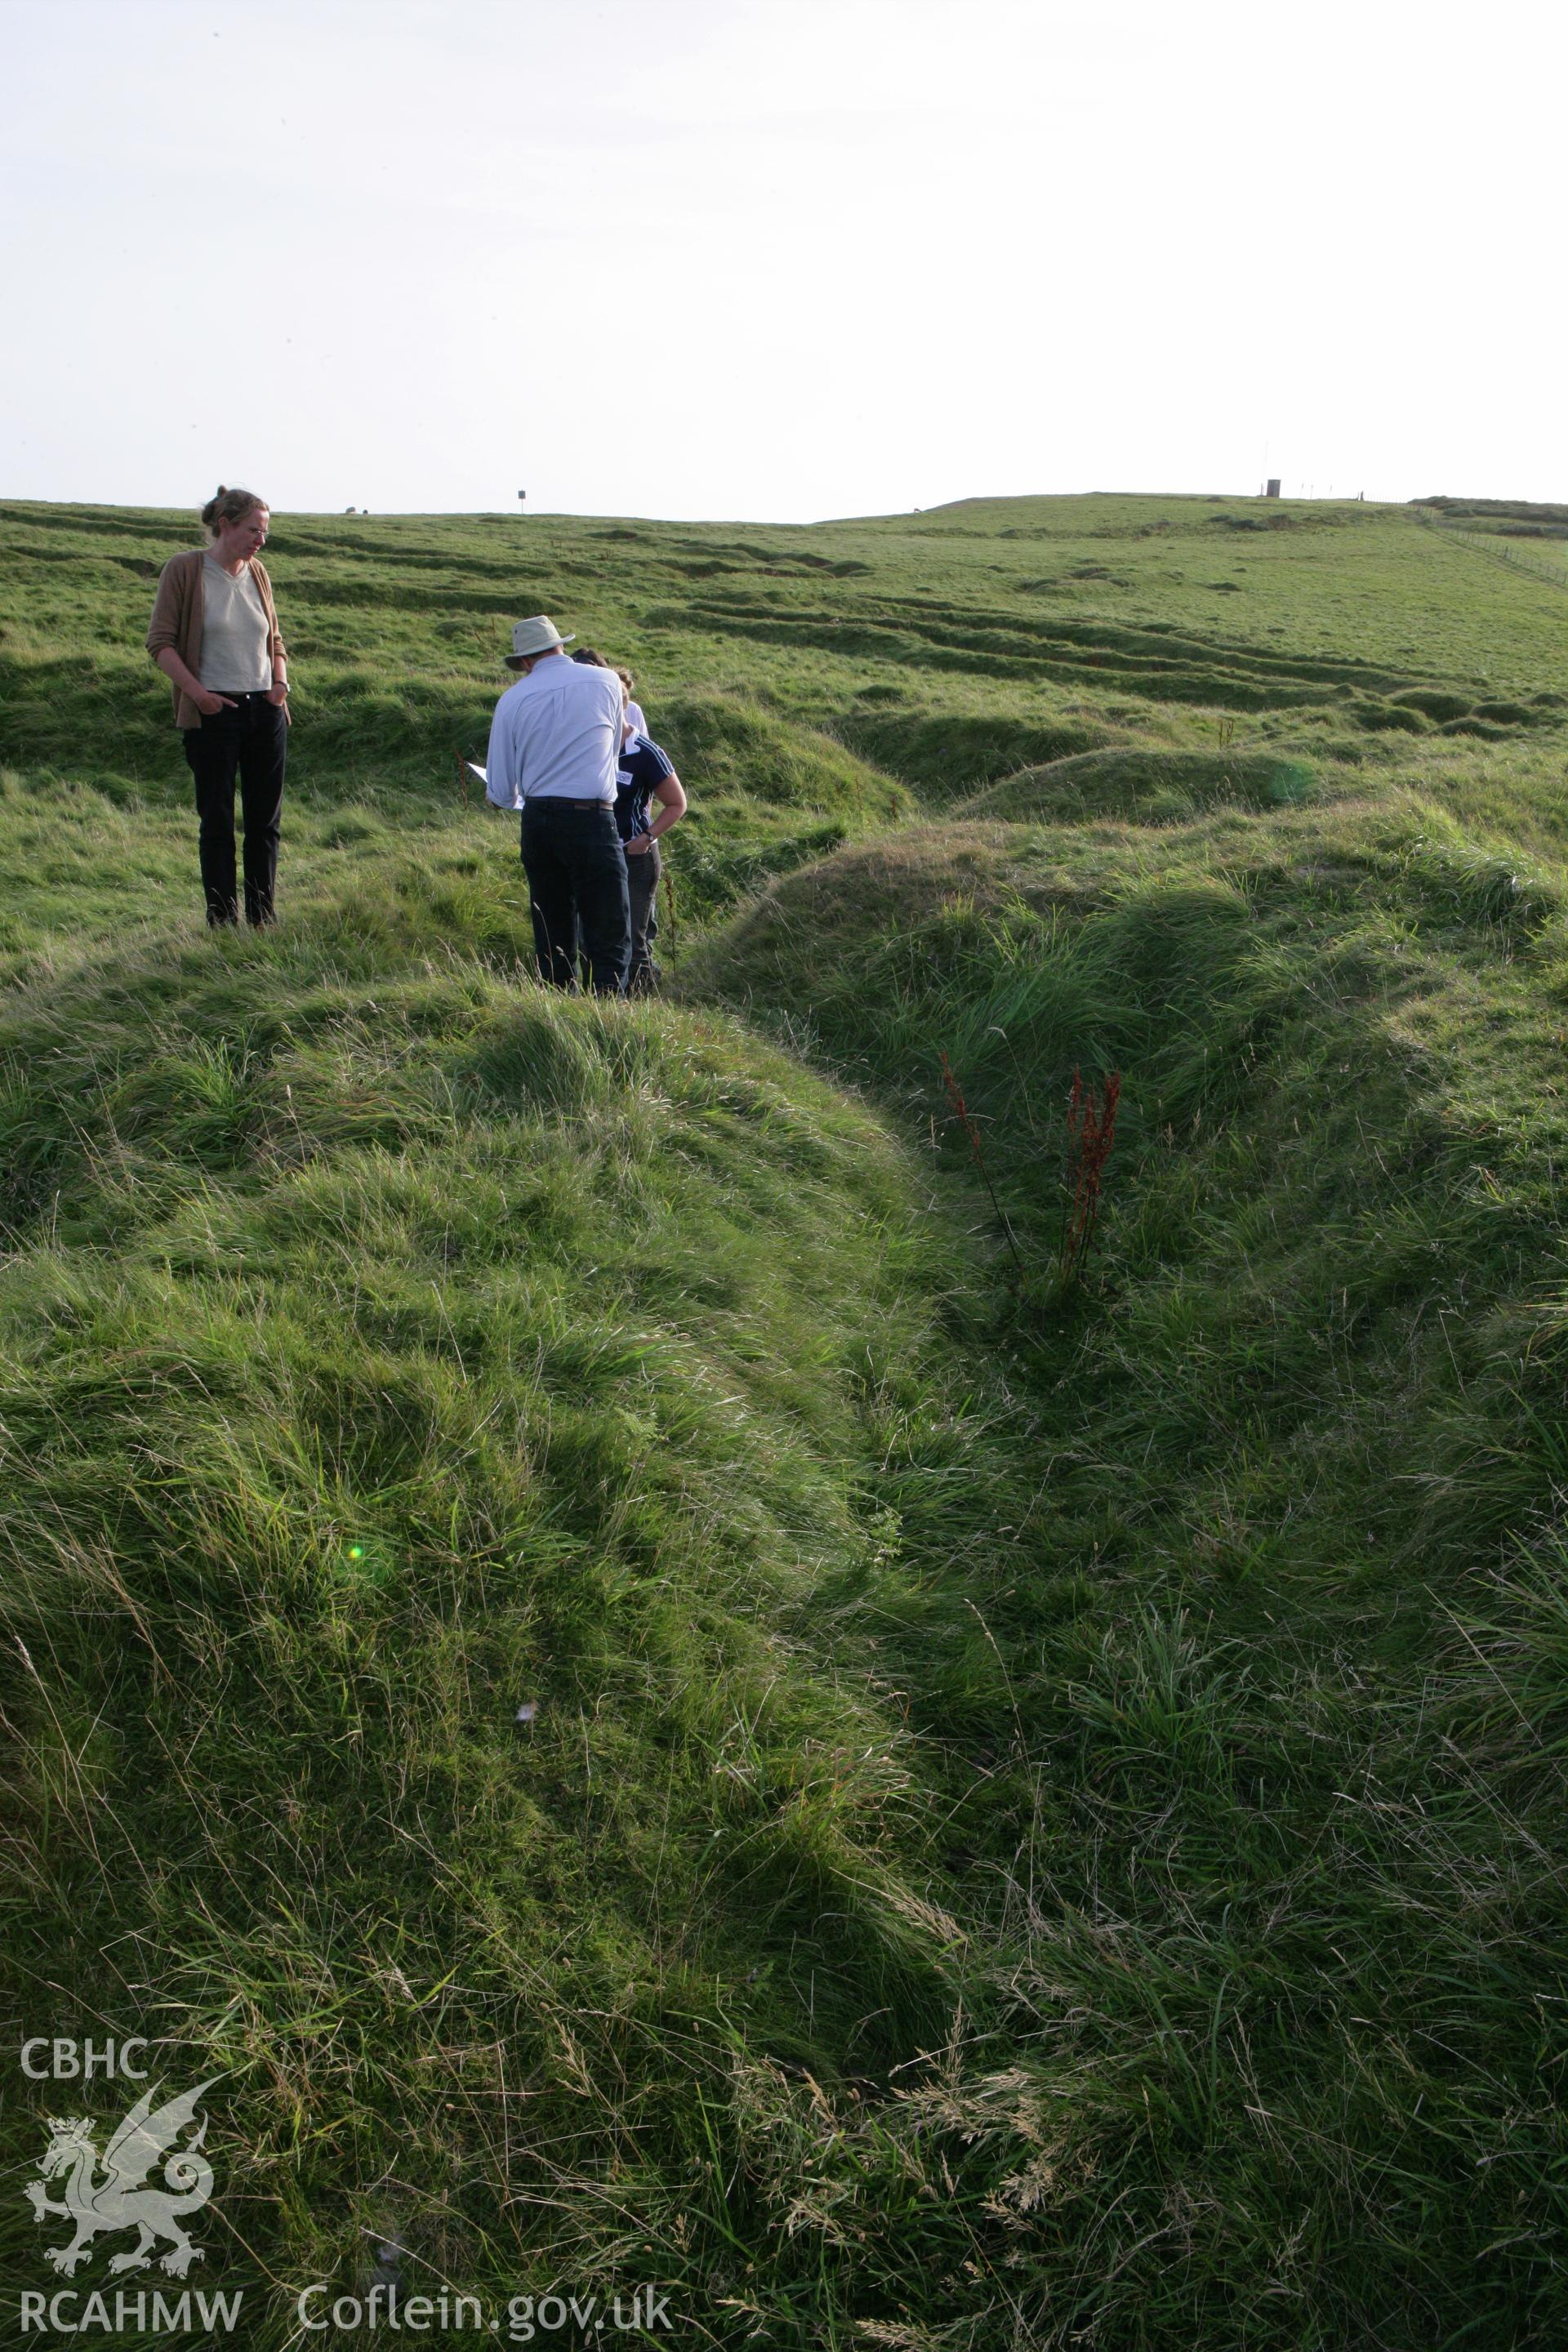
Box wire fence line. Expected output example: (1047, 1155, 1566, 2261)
(1411, 508, 1568, 595)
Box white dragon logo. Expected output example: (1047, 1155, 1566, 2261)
(25, 2078, 217, 2278)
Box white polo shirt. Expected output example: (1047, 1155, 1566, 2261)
(484, 654, 623, 810)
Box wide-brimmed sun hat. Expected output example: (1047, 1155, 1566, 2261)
(504, 615, 576, 668)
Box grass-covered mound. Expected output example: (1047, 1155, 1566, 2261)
(652, 688, 906, 820)
(638, 689, 913, 922)
(0, 893, 1049, 2333)
(834, 702, 1124, 795)
(960, 745, 1319, 825)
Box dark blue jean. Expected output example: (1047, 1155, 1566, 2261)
(182, 692, 286, 925)
(519, 800, 630, 995)
(626, 839, 661, 989)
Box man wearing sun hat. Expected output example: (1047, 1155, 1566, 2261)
(484, 615, 631, 994)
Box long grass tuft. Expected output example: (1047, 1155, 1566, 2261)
(939, 1049, 1028, 1284)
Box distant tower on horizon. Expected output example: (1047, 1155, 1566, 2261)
(1264, 478, 1281, 499)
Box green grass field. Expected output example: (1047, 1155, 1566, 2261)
(2, 489, 1567, 2348)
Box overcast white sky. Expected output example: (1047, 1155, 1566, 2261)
(2, 0, 1564, 522)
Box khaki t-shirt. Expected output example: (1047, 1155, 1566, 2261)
(199, 557, 274, 693)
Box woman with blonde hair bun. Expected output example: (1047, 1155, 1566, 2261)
(145, 486, 290, 926)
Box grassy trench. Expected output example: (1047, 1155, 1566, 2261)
(689, 777, 1568, 2346)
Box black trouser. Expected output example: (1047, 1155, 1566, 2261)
(520, 800, 630, 995)
(626, 840, 662, 990)
(182, 693, 287, 925)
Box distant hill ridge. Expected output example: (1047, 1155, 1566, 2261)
(1414, 492, 1568, 534)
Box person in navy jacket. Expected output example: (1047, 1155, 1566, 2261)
(572, 651, 687, 990)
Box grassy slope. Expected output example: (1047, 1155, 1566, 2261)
(2, 492, 1568, 2347)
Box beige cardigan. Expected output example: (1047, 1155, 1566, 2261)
(146, 550, 289, 730)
